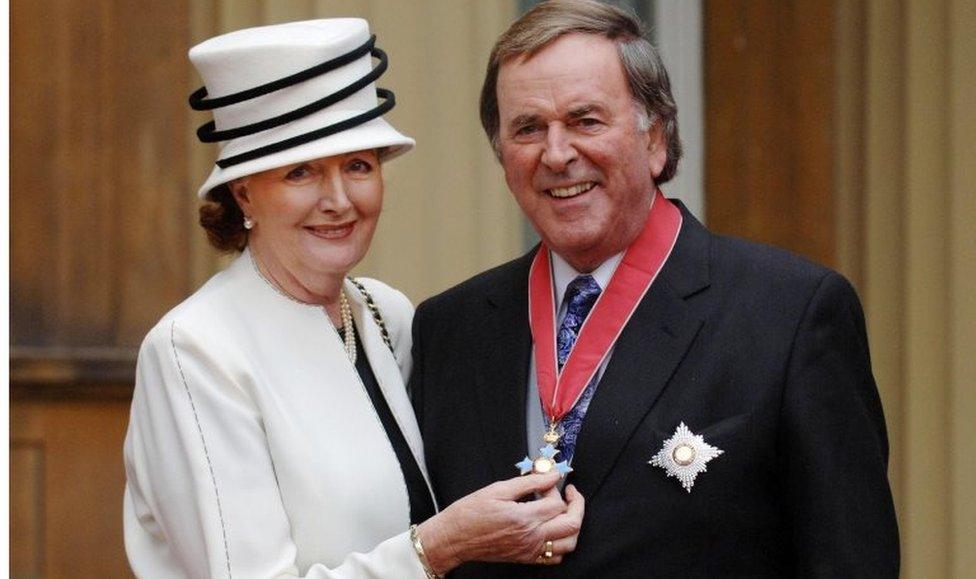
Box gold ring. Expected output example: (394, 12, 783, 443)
(534, 539, 555, 564)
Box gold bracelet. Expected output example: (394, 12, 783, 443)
(409, 524, 440, 579)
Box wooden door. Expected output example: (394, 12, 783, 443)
(704, 1, 836, 267)
(9, 0, 203, 575)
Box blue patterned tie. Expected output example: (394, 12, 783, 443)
(555, 275, 602, 462)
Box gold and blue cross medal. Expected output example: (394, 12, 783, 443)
(518, 423, 572, 475)
(515, 189, 683, 477)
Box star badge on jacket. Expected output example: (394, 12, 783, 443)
(649, 422, 724, 492)
(517, 444, 573, 476)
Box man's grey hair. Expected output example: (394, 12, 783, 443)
(480, 0, 682, 184)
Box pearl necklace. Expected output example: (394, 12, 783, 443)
(339, 291, 356, 365)
(250, 252, 357, 364)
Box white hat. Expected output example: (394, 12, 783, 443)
(188, 19, 414, 198)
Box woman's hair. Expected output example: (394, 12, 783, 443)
(199, 184, 248, 252)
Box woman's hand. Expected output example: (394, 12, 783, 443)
(416, 472, 585, 575)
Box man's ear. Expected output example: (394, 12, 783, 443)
(647, 122, 668, 179)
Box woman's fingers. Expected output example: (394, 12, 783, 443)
(518, 483, 584, 565)
(530, 481, 566, 510)
(565, 484, 585, 517)
(487, 471, 560, 500)
(538, 511, 581, 542)
(548, 534, 578, 557)
(527, 532, 575, 565)
(445, 476, 582, 567)
(518, 489, 568, 521)
(537, 484, 585, 541)
(510, 480, 584, 533)
(538, 483, 562, 501)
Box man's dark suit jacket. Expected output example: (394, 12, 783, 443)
(410, 205, 899, 578)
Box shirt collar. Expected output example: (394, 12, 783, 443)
(550, 250, 625, 311)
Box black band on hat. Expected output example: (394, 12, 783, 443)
(214, 87, 396, 169)
(188, 35, 376, 111)
(196, 47, 388, 143)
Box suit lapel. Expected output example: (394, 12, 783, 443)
(476, 252, 535, 483)
(568, 205, 711, 498)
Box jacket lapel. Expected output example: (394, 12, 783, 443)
(568, 205, 711, 498)
(476, 251, 535, 483)
(347, 281, 437, 497)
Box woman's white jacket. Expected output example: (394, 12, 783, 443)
(123, 251, 435, 578)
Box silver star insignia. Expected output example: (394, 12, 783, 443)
(516, 443, 573, 476)
(649, 422, 724, 492)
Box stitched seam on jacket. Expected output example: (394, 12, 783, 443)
(170, 321, 233, 578)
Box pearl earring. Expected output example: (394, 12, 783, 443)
(243, 216, 254, 230)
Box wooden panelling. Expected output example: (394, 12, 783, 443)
(10, 441, 45, 578)
(10, 0, 61, 347)
(834, 0, 866, 288)
(10, 0, 199, 351)
(113, 0, 199, 346)
(704, 1, 835, 267)
(11, 399, 134, 579)
(10, 346, 137, 399)
(712, 1, 976, 575)
(948, 2, 976, 574)
(10, 0, 197, 575)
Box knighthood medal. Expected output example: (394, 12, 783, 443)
(518, 424, 572, 476)
(516, 189, 682, 477)
(649, 422, 724, 492)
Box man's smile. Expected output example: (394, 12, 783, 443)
(545, 181, 597, 198)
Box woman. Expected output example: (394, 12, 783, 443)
(123, 19, 583, 578)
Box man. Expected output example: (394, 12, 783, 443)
(410, 1, 899, 576)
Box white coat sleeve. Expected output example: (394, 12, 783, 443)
(123, 319, 428, 579)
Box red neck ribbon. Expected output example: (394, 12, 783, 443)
(528, 189, 682, 423)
